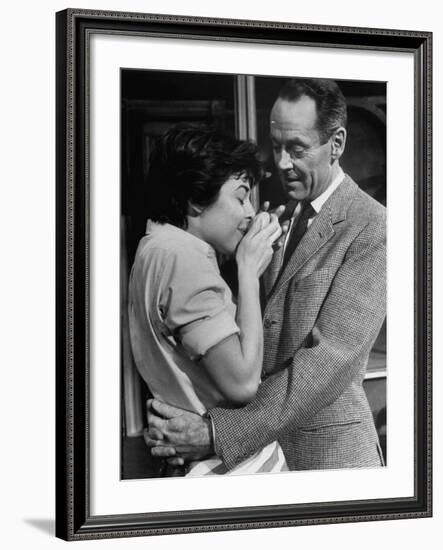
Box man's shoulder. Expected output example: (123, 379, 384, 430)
(344, 175, 386, 226)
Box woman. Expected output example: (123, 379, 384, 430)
(128, 125, 286, 476)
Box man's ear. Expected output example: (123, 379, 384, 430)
(330, 127, 347, 161)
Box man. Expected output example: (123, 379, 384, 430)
(145, 78, 386, 471)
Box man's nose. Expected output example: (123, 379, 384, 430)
(277, 149, 293, 171)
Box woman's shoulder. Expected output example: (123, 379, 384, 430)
(137, 222, 214, 269)
(142, 222, 188, 253)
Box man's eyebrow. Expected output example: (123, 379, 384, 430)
(286, 138, 308, 147)
(270, 135, 308, 147)
(236, 184, 250, 193)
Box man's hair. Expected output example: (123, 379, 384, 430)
(144, 124, 262, 228)
(278, 78, 347, 143)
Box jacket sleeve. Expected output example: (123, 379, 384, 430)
(209, 215, 386, 469)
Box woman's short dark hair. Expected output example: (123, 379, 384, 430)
(278, 78, 347, 144)
(144, 124, 263, 228)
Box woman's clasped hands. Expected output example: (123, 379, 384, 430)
(235, 204, 287, 277)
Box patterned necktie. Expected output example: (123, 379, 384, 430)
(282, 201, 316, 268)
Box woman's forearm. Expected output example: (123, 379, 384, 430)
(200, 265, 264, 405)
(201, 214, 280, 404)
(235, 266, 263, 387)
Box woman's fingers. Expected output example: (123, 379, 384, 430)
(249, 212, 271, 235)
(273, 205, 286, 218)
(270, 229, 283, 245)
(260, 202, 284, 216)
(269, 216, 283, 243)
(260, 213, 282, 240)
(247, 205, 285, 239)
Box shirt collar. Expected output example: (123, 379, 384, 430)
(310, 167, 345, 214)
(145, 220, 217, 261)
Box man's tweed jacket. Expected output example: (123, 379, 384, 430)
(210, 175, 386, 470)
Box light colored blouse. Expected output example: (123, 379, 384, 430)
(129, 221, 240, 416)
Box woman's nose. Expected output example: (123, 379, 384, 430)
(244, 200, 255, 219)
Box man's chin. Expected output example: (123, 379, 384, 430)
(285, 188, 306, 201)
(282, 181, 307, 201)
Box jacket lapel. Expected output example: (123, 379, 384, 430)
(265, 175, 357, 304)
(262, 241, 284, 297)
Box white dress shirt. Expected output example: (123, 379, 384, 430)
(283, 167, 345, 256)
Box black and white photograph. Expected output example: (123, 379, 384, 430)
(120, 70, 388, 480)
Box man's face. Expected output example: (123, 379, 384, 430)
(270, 96, 334, 202)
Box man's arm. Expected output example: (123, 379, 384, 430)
(146, 215, 386, 469)
(210, 215, 386, 469)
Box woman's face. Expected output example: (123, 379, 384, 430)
(193, 175, 255, 256)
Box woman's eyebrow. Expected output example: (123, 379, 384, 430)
(236, 184, 250, 194)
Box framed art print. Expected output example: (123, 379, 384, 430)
(55, 9, 432, 540)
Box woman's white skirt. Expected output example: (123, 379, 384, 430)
(186, 441, 287, 477)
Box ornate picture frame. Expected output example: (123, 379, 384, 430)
(55, 9, 432, 541)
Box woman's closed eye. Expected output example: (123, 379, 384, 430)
(236, 189, 249, 206)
